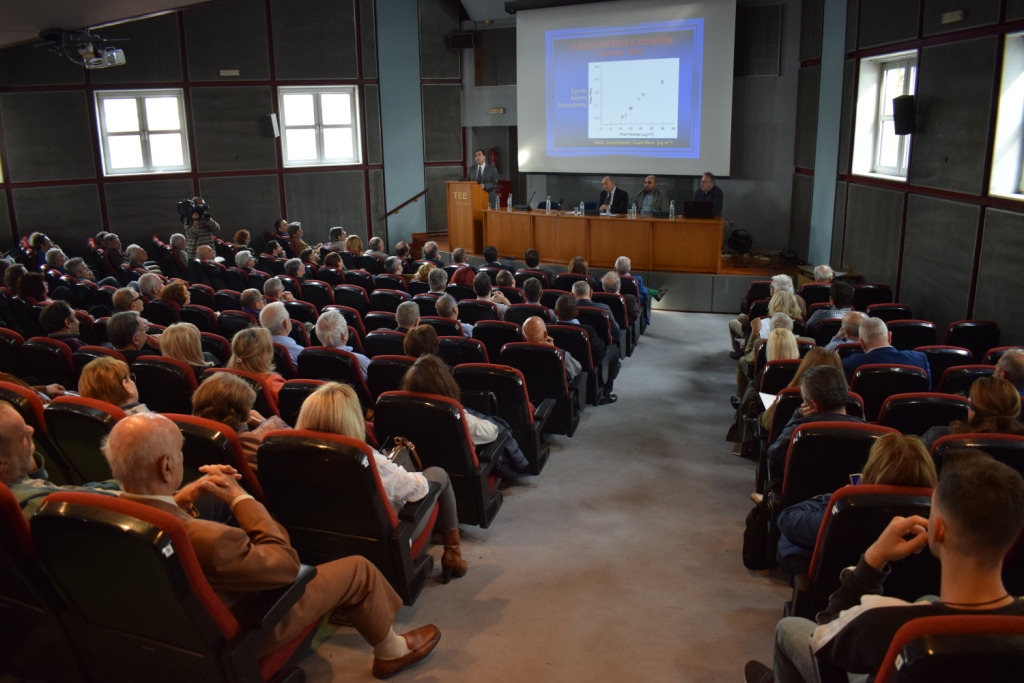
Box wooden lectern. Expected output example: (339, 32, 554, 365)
(446, 180, 489, 254)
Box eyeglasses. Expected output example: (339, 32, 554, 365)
(123, 373, 137, 383)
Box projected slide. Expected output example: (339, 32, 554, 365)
(545, 20, 703, 159)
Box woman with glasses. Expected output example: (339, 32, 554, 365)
(78, 356, 150, 415)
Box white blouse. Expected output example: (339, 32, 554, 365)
(373, 451, 429, 511)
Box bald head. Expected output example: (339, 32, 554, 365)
(643, 175, 657, 191)
(196, 245, 215, 260)
(0, 403, 35, 485)
(523, 316, 548, 343)
(103, 413, 184, 495)
(841, 311, 867, 340)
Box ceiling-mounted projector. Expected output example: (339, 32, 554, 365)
(37, 29, 127, 69)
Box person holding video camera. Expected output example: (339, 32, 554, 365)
(179, 197, 221, 260)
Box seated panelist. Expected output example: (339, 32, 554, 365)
(598, 176, 629, 214)
(634, 175, 664, 215)
(693, 172, 724, 216)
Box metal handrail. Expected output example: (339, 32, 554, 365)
(385, 189, 428, 218)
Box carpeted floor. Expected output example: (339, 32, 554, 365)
(304, 311, 790, 681)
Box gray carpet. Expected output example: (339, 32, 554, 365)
(305, 311, 790, 681)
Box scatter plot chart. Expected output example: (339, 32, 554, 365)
(588, 58, 680, 139)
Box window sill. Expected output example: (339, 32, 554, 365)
(851, 171, 908, 183)
(988, 190, 1024, 203)
(282, 161, 362, 169)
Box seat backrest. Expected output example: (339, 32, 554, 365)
(748, 298, 770, 320)
(546, 324, 595, 372)
(187, 284, 216, 309)
(0, 328, 25, 376)
(216, 310, 256, 340)
(931, 433, 1024, 478)
(937, 364, 994, 395)
(412, 293, 439, 317)
(514, 269, 550, 288)
(504, 303, 554, 326)
(199, 333, 232, 365)
(200, 368, 278, 416)
(132, 356, 199, 414)
(457, 299, 500, 324)
(223, 269, 249, 294)
(943, 320, 1001, 363)
(444, 284, 477, 302)
(357, 254, 384, 274)
(374, 392, 480, 475)
(552, 272, 588, 292)
(877, 393, 970, 437)
(363, 330, 407, 358)
(760, 359, 803, 395)
(164, 414, 264, 501)
(834, 341, 863, 359)
(284, 300, 318, 326)
(888, 319, 937, 351)
(867, 303, 913, 323)
(367, 355, 415, 401)
(408, 280, 431, 296)
(744, 280, 771, 309)
(277, 379, 326, 427)
(213, 289, 242, 312)
(850, 364, 931, 421)
(364, 311, 398, 332)
(813, 318, 843, 347)
(540, 289, 564, 310)
(180, 305, 219, 334)
(783, 422, 898, 506)
(23, 337, 76, 387)
(324, 305, 367, 338)
(495, 286, 524, 304)
(853, 283, 893, 309)
(316, 267, 344, 287)
(807, 486, 938, 619)
(145, 299, 181, 327)
(798, 283, 831, 306)
(333, 285, 370, 316)
(471, 320, 524, 362)
(419, 316, 463, 337)
(916, 346, 973, 383)
(246, 269, 270, 291)
(296, 347, 372, 410)
(453, 364, 534, 433)
(297, 280, 334, 312)
(576, 307, 613, 346)
(374, 274, 407, 292)
(31, 492, 242, 680)
(766, 387, 803, 444)
(500, 342, 570, 403)
(44, 397, 125, 483)
(369, 289, 409, 313)
(437, 336, 489, 366)
(343, 270, 375, 293)
(984, 346, 1022, 365)
(71, 346, 127, 376)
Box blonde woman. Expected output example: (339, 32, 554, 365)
(161, 323, 220, 381)
(344, 234, 363, 255)
(766, 328, 800, 362)
(413, 262, 435, 282)
(227, 327, 285, 403)
(751, 291, 804, 340)
(191, 371, 287, 468)
(296, 382, 468, 583)
(78, 356, 149, 415)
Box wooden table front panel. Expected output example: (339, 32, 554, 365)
(533, 215, 558, 259)
(650, 219, 722, 274)
(553, 215, 587, 264)
(483, 210, 534, 258)
(588, 218, 651, 271)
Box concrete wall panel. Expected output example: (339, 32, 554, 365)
(190, 87, 278, 172)
(831, 181, 847, 266)
(842, 184, 904, 289)
(369, 169, 387, 245)
(424, 165, 462, 233)
(0, 92, 96, 182)
(198, 175, 282, 245)
(858, 0, 920, 48)
(91, 14, 182, 84)
(418, 0, 460, 79)
(184, 0, 270, 82)
(799, 0, 824, 62)
(0, 43, 84, 87)
(794, 66, 820, 169)
(974, 209, 1024, 345)
(789, 173, 814, 259)
(284, 171, 367, 241)
(922, 0, 999, 37)
(105, 179, 196, 245)
(364, 84, 383, 166)
(271, 0, 358, 79)
(421, 84, 462, 162)
(12, 186, 103, 248)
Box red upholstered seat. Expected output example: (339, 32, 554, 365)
(163, 414, 265, 503)
(43, 396, 125, 484)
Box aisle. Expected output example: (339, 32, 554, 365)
(306, 311, 789, 682)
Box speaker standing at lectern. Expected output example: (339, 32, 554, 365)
(694, 172, 724, 217)
(471, 149, 499, 204)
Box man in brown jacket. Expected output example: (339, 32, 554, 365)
(102, 413, 440, 679)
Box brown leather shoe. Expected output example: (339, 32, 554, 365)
(371, 625, 441, 679)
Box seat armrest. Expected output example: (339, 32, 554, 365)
(569, 371, 587, 410)
(532, 398, 556, 425)
(475, 431, 509, 467)
(397, 481, 442, 523)
(790, 572, 811, 618)
(238, 564, 317, 629)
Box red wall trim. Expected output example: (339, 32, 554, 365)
(846, 18, 1024, 61)
(794, 167, 815, 176)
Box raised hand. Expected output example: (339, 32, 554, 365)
(865, 515, 930, 570)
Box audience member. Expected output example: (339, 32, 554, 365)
(17, 273, 53, 306)
(228, 327, 286, 403)
(602, 271, 641, 323)
(571, 280, 621, 342)
(523, 316, 581, 380)
(263, 276, 295, 303)
(813, 265, 835, 282)
(422, 241, 443, 267)
(315, 309, 370, 379)
(776, 433, 937, 574)
(804, 280, 854, 332)
(159, 280, 190, 308)
(746, 452, 1024, 683)
(233, 229, 251, 251)
(113, 287, 145, 313)
(345, 235, 364, 254)
(404, 325, 439, 358)
(427, 266, 448, 294)
(522, 277, 543, 304)
(138, 273, 164, 299)
(473, 272, 510, 317)
(183, 197, 220, 259)
(395, 301, 421, 333)
(78, 356, 150, 415)
(450, 265, 476, 287)
(108, 311, 160, 363)
(38, 301, 86, 352)
(29, 233, 57, 270)
(65, 258, 118, 288)
(125, 244, 151, 273)
(825, 311, 866, 351)
(240, 288, 265, 318)
(323, 251, 344, 272)
(283, 258, 305, 282)
(300, 248, 319, 268)
(394, 241, 410, 260)
(161, 322, 219, 380)
(842, 318, 931, 388)
(365, 236, 387, 258)
(749, 292, 803, 342)
(384, 256, 403, 276)
(260, 301, 302, 366)
(481, 245, 513, 273)
(235, 250, 255, 272)
(451, 247, 475, 272)
(265, 239, 285, 259)
(287, 222, 310, 255)
(103, 412, 441, 677)
(921, 376, 1024, 450)
(523, 248, 541, 269)
(296, 382, 467, 582)
(169, 233, 189, 272)
(555, 294, 620, 404)
(45, 248, 67, 273)
(413, 263, 435, 283)
(326, 226, 347, 251)
(272, 218, 292, 254)
(770, 274, 807, 318)
(188, 245, 219, 288)
(995, 349, 1024, 399)
(435, 294, 471, 336)
(190, 371, 287, 468)
(615, 255, 665, 309)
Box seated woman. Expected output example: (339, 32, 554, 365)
(776, 432, 937, 574)
(748, 291, 803, 341)
(78, 356, 150, 415)
(322, 251, 345, 272)
(227, 327, 286, 403)
(566, 256, 600, 291)
(921, 376, 1024, 451)
(159, 280, 191, 308)
(344, 234, 364, 255)
(191, 371, 287, 468)
(296, 381, 469, 583)
(233, 229, 251, 251)
(412, 263, 435, 283)
(161, 322, 220, 381)
(17, 273, 53, 306)
(400, 354, 530, 479)
(404, 325, 439, 358)
(728, 326, 802, 449)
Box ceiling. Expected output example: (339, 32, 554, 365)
(0, 0, 212, 49)
(460, 0, 516, 22)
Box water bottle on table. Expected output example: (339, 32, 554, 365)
(507, 194, 513, 212)
(545, 196, 551, 214)
(669, 200, 675, 220)
(579, 201, 585, 216)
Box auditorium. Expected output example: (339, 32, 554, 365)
(3, 0, 1024, 681)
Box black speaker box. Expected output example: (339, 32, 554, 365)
(446, 32, 474, 49)
(893, 95, 916, 135)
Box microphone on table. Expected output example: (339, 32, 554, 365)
(514, 191, 536, 212)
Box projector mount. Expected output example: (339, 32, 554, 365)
(36, 29, 126, 69)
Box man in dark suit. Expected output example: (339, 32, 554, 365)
(842, 317, 931, 389)
(554, 295, 620, 404)
(694, 172, 724, 216)
(571, 280, 622, 343)
(599, 176, 629, 214)
(481, 245, 515, 273)
(470, 149, 499, 204)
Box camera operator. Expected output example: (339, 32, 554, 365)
(180, 197, 221, 260)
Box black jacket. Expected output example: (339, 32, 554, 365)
(599, 187, 629, 214)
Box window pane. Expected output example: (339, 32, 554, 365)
(285, 128, 318, 161)
(108, 135, 144, 168)
(321, 93, 352, 125)
(323, 127, 354, 159)
(149, 133, 184, 167)
(877, 121, 899, 169)
(145, 97, 181, 131)
(283, 94, 315, 126)
(908, 65, 917, 96)
(901, 137, 911, 173)
(104, 98, 139, 133)
(882, 66, 905, 116)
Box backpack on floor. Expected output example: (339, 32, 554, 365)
(742, 498, 773, 570)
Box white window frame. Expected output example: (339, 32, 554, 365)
(989, 32, 1024, 200)
(851, 51, 917, 181)
(278, 86, 362, 167)
(95, 89, 190, 176)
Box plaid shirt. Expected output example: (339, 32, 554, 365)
(806, 306, 852, 331)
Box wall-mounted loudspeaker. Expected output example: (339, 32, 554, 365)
(264, 113, 280, 138)
(446, 32, 474, 49)
(893, 95, 916, 135)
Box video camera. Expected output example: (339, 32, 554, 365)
(178, 198, 211, 226)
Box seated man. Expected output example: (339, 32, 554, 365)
(765, 366, 865, 480)
(730, 274, 801, 357)
(188, 245, 220, 289)
(522, 277, 543, 305)
(571, 280, 621, 343)
(102, 233, 126, 268)
(842, 318, 931, 388)
(326, 227, 347, 252)
(421, 241, 444, 267)
(383, 256, 404, 276)
(614, 255, 664, 307)
(260, 301, 302, 366)
(473, 272, 511, 318)
(365, 236, 388, 259)
(240, 288, 265, 319)
(435, 293, 472, 336)
(104, 413, 441, 676)
(427, 267, 447, 294)
(634, 175, 663, 216)
(138, 273, 164, 300)
(554, 294, 619, 404)
(451, 247, 475, 272)
(170, 233, 189, 273)
(108, 310, 160, 364)
(522, 248, 542, 270)
(598, 176, 629, 214)
(481, 245, 514, 273)
(825, 311, 866, 351)
(745, 451, 1024, 683)
(523, 316, 581, 381)
(804, 280, 854, 332)
(126, 244, 153, 274)
(995, 349, 1024, 400)
(113, 287, 145, 314)
(813, 264, 835, 282)
(39, 300, 86, 352)
(45, 248, 67, 274)
(601, 271, 641, 324)
(315, 309, 370, 379)
(395, 301, 421, 333)
(495, 270, 515, 289)
(283, 258, 306, 283)
(394, 241, 411, 261)
(263, 276, 296, 303)
(65, 256, 120, 289)
(694, 172, 724, 216)
(265, 239, 285, 259)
